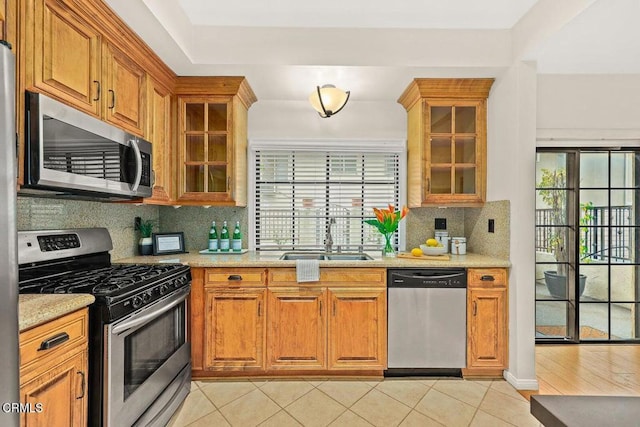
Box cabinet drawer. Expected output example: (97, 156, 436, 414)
(206, 268, 267, 287)
(468, 268, 507, 288)
(269, 268, 386, 287)
(20, 309, 88, 371)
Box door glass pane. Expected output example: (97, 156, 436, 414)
(454, 166, 475, 194)
(208, 103, 227, 131)
(185, 103, 204, 132)
(611, 152, 640, 188)
(610, 303, 634, 340)
(455, 137, 475, 164)
(580, 152, 608, 188)
(610, 265, 638, 301)
(536, 301, 569, 338)
(579, 303, 609, 340)
(207, 165, 227, 192)
(455, 106, 476, 133)
(431, 167, 451, 194)
(185, 135, 204, 162)
(579, 264, 606, 302)
(208, 135, 227, 162)
(185, 165, 204, 192)
(430, 137, 451, 163)
(430, 107, 451, 133)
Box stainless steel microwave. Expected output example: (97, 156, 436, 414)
(22, 91, 152, 200)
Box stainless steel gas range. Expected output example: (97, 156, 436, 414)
(18, 228, 191, 427)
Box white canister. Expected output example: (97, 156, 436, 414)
(435, 231, 449, 253)
(451, 237, 467, 255)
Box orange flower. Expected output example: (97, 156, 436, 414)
(364, 204, 408, 235)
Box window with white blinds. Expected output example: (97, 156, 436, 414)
(254, 149, 401, 251)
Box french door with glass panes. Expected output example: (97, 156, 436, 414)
(535, 149, 640, 342)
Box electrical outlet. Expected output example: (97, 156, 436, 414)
(134, 216, 141, 231)
(488, 219, 495, 233)
(435, 218, 447, 230)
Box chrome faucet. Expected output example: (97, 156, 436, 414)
(325, 218, 335, 253)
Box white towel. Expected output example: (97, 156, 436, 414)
(296, 259, 320, 282)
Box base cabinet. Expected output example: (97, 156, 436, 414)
(19, 308, 89, 427)
(204, 288, 265, 371)
(328, 288, 387, 370)
(267, 288, 326, 370)
(464, 268, 508, 377)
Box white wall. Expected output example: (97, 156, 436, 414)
(537, 74, 640, 139)
(248, 100, 406, 140)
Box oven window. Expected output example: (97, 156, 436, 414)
(123, 303, 185, 399)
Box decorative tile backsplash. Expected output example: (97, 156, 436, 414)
(17, 197, 509, 260)
(17, 197, 159, 260)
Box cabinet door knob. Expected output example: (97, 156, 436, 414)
(108, 89, 116, 109)
(76, 371, 86, 399)
(38, 332, 69, 351)
(93, 80, 101, 101)
(228, 275, 242, 281)
(480, 275, 495, 281)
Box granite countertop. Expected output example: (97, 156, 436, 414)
(115, 250, 511, 268)
(530, 395, 640, 427)
(19, 294, 95, 332)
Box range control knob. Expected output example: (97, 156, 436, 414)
(142, 291, 151, 303)
(132, 296, 143, 309)
(159, 285, 169, 295)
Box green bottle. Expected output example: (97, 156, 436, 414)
(208, 221, 218, 251)
(220, 221, 230, 251)
(232, 221, 242, 251)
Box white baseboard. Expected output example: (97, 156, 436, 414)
(503, 370, 539, 390)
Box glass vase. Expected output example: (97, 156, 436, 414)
(382, 233, 396, 258)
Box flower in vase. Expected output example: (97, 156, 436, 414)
(364, 204, 408, 256)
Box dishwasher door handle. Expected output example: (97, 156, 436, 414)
(391, 272, 465, 281)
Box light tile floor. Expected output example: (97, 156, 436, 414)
(168, 378, 541, 427)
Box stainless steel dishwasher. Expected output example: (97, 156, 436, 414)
(386, 268, 467, 376)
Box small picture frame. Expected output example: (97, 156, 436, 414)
(152, 232, 186, 255)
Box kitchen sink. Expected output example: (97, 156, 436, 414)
(279, 252, 373, 261)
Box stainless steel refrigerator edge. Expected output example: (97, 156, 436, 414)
(0, 41, 20, 427)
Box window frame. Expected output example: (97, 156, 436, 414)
(248, 139, 407, 252)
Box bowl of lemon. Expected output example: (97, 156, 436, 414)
(420, 238, 447, 256)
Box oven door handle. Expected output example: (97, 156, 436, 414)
(112, 287, 189, 336)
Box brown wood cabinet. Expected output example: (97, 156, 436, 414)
(19, 308, 89, 427)
(267, 268, 386, 372)
(328, 288, 387, 370)
(464, 268, 508, 377)
(101, 41, 145, 135)
(191, 268, 267, 374)
(1, 0, 7, 40)
(25, 0, 102, 117)
(144, 77, 173, 204)
(267, 287, 326, 370)
(398, 78, 494, 207)
(173, 77, 256, 205)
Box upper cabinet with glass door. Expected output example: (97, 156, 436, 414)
(174, 77, 257, 205)
(398, 78, 494, 207)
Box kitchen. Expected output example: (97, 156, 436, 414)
(2, 0, 640, 426)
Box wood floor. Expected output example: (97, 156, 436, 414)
(526, 345, 640, 399)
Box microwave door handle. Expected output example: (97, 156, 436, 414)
(129, 138, 143, 192)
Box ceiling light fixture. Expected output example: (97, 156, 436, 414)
(308, 84, 350, 118)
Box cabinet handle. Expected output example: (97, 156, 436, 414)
(93, 80, 101, 101)
(76, 371, 86, 399)
(480, 275, 495, 281)
(38, 332, 69, 351)
(427, 177, 431, 192)
(257, 301, 261, 317)
(473, 301, 477, 316)
(227, 176, 231, 191)
(228, 275, 242, 281)
(108, 89, 116, 109)
(319, 301, 323, 316)
(333, 301, 336, 316)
